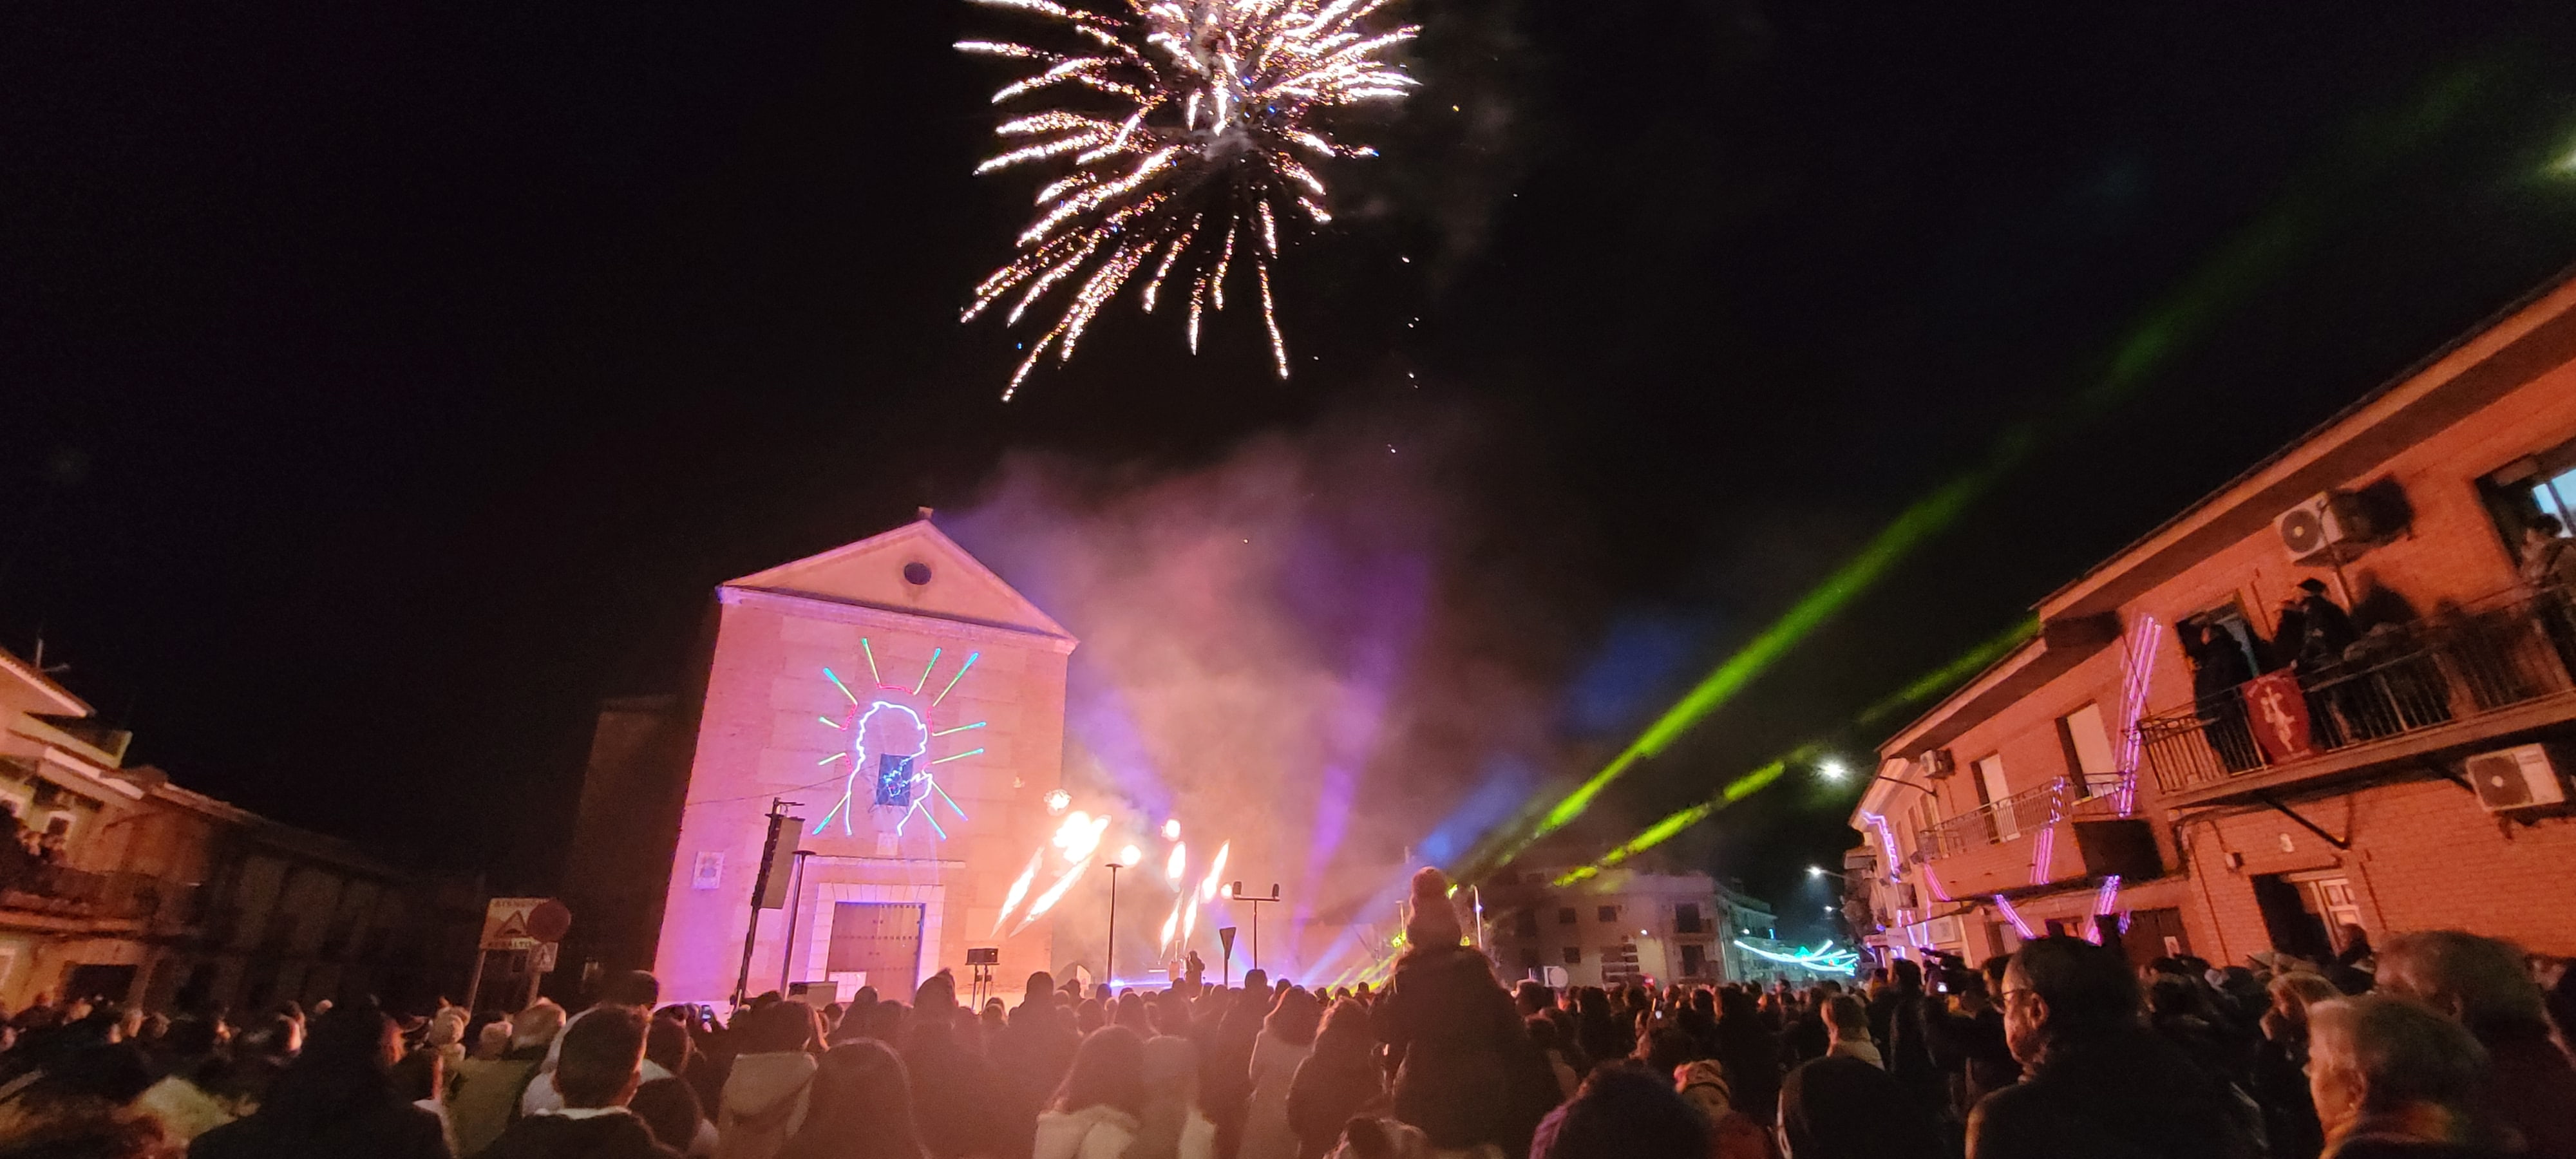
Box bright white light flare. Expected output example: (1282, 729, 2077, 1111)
(1166, 841, 1188, 885)
(1197, 840, 1232, 903)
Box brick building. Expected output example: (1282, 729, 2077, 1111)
(1851, 274, 2576, 971)
(0, 646, 478, 1011)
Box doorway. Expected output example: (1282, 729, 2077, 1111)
(61, 963, 136, 1005)
(2252, 874, 2336, 964)
(826, 902, 924, 999)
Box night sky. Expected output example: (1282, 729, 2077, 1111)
(8, 1, 2576, 942)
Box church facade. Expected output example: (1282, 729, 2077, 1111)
(650, 520, 1075, 1004)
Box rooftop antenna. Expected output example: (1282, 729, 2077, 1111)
(918, 506, 936, 522)
(31, 630, 68, 675)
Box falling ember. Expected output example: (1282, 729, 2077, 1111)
(1160, 901, 1181, 954)
(956, 0, 1419, 399)
(1045, 789, 1072, 815)
(1162, 818, 1182, 840)
(992, 850, 1046, 936)
(1166, 842, 1187, 885)
(1197, 840, 1232, 903)
(1180, 891, 1200, 950)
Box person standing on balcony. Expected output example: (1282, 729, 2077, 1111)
(2180, 617, 2262, 772)
(2519, 516, 2576, 679)
(2279, 580, 2360, 748)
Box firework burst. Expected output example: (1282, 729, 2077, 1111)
(958, 0, 1418, 399)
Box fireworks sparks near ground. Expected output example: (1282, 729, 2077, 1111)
(957, 0, 1419, 399)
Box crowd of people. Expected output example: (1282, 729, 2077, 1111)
(0, 867, 2569, 1158)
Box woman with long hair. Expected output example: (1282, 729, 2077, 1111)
(1285, 999, 1383, 1159)
(777, 1040, 930, 1159)
(1034, 1026, 1148, 1159)
(1238, 987, 1322, 1159)
(1127, 1035, 1218, 1159)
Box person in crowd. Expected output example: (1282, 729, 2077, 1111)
(1871, 959, 1944, 1120)
(1672, 1059, 1770, 1159)
(1777, 1054, 1946, 1159)
(2521, 514, 2576, 592)
(1287, 998, 1385, 1159)
(1710, 986, 1783, 1128)
(1241, 985, 1323, 1159)
(2307, 995, 2506, 1158)
(1966, 936, 2258, 1159)
(1926, 973, 2018, 1114)
(1571, 988, 1627, 1074)
(1526, 1016, 1579, 1100)
(1208, 970, 1269, 1159)
(1821, 995, 1878, 1068)
(128, 1014, 239, 1145)
(526, 970, 665, 1116)
(1529, 1062, 1705, 1159)
(902, 971, 1005, 1159)
(717, 1001, 820, 1159)
(2257, 972, 2344, 1159)
(1034, 1026, 1149, 1159)
(191, 1001, 452, 1159)
(775, 1039, 931, 1159)
(633, 1076, 715, 1158)
(2279, 578, 2365, 746)
(1781, 985, 1830, 1065)
(479, 1006, 678, 1159)
(423, 1003, 471, 1072)
(1130, 1033, 1219, 1159)
(393, 1042, 459, 1154)
(452, 999, 565, 1156)
(2375, 930, 2576, 1159)
(1371, 868, 1562, 1159)
(474, 1017, 517, 1060)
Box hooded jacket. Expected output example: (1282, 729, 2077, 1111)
(715, 1051, 817, 1159)
(1032, 1104, 1141, 1159)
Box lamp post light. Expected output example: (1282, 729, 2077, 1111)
(1806, 865, 1848, 882)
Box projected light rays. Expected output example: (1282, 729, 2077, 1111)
(811, 643, 987, 838)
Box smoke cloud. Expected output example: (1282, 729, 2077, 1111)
(947, 406, 1564, 984)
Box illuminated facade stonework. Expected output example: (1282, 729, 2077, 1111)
(652, 521, 1075, 1003)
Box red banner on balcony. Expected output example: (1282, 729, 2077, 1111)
(2242, 672, 2318, 763)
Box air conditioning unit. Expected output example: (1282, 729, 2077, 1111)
(2466, 744, 2568, 813)
(1918, 749, 1956, 780)
(2275, 491, 2375, 563)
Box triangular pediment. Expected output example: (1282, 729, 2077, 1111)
(724, 520, 1074, 642)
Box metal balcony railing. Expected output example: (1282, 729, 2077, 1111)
(1915, 775, 2128, 859)
(2134, 587, 2576, 796)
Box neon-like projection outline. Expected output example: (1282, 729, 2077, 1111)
(810, 641, 987, 839)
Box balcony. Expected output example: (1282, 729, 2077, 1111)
(1912, 776, 2161, 896)
(2136, 589, 2576, 806)
(0, 865, 194, 927)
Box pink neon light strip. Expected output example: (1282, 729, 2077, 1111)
(1993, 894, 2034, 939)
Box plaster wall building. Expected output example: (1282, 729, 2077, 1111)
(1479, 865, 1778, 988)
(650, 520, 1076, 1004)
(1852, 274, 2576, 971)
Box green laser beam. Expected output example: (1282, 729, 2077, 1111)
(1481, 62, 2499, 880)
(1553, 615, 2041, 885)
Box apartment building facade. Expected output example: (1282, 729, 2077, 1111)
(1852, 275, 2576, 971)
(1479, 865, 1796, 988)
(0, 646, 477, 1010)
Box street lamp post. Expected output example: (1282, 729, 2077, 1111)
(1104, 845, 1142, 992)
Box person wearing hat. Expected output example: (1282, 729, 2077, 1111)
(1370, 869, 1561, 1159)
